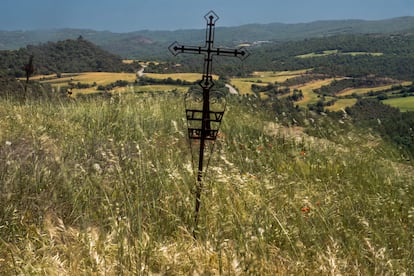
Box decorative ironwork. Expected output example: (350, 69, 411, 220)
(169, 11, 249, 238)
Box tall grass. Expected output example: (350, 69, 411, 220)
(0, 93, 413, 274)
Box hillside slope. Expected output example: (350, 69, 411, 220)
(0, 94, 413, 274)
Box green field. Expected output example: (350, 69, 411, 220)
(338, 82, 412, 96)
(326, 98, 358, 111)
(383, 96, 414, 112)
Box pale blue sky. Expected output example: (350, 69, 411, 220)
(1, 0, 413, 32)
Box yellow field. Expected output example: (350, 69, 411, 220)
(37, 72, 212, 88)
(115, 85, 189, 93)
(229, 79, 260, 95)
(347, 52, 383, 57)
(144, 73, 217, 82)
(30, 73, 62, 80)
(31, 71, 410, 110)
(39, 72, 137, 87)
(68, 84, 189, 96)
(295, 78, 339, 107)
(34, 70, 311, 96)
(296, 50, 383, 59)
(34, 72, 198, 95)
(251, 69, 310, 77)
(296, 50, 339, 59)
(338, 82, 412, 96)
(230, 70, 310, 95)
(325, 98, 358, 111)
(122, 60, 134, 64)
(244, 70, 308, 83)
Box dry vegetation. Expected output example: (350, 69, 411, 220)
(0, 92, 413, 274)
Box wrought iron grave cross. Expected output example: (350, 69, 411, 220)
(169, 11, 249, 237)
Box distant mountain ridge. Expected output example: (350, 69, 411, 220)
(1, 16, 414, 59)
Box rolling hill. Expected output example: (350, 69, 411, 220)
(1, 16, 414, 58)
(0, 36, 138, 77)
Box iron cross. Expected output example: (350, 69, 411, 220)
(169, 11, 249, 238)
(169, 11, 249, 90)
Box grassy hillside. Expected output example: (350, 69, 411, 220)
(0, 92, 413, 274)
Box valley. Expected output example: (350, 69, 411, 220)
(28, 68, 413, 112)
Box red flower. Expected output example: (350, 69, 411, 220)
(301, 206, 310, 213)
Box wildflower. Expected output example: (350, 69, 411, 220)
(258, 227, 265, 237)
(301, 206, 310, 213)
(5, 141, 12, 146)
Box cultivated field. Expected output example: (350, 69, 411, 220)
(326, 98, 358, 111)
(113, 84, 189, 94)
(383, 96, 414, 112)
(294, 78, 339, 107)
(29, 70, 414, 111)
(145, 72, 218, 82)
(296, 50, 384, 58)
(230, 70, 308, 95)
(338, 82, 412, 96)
(36, 72, 137, 86)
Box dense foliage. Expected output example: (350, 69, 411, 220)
(161, 34, 414, 80)
(244, 33, 414, 80)
(345, 98, 414, 158)
(0, 76, 56, 100)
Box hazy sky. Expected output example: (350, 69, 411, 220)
(1, 0, 413, 32)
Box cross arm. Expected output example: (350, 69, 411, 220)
(169, 41, 250, 61)
(169, 42, 208, 56)
(212, 47, 250, 60)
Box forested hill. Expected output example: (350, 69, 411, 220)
(247, 33, 414, 80)
(159, 33, 414, 81)
(0, 37, 138, 77)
